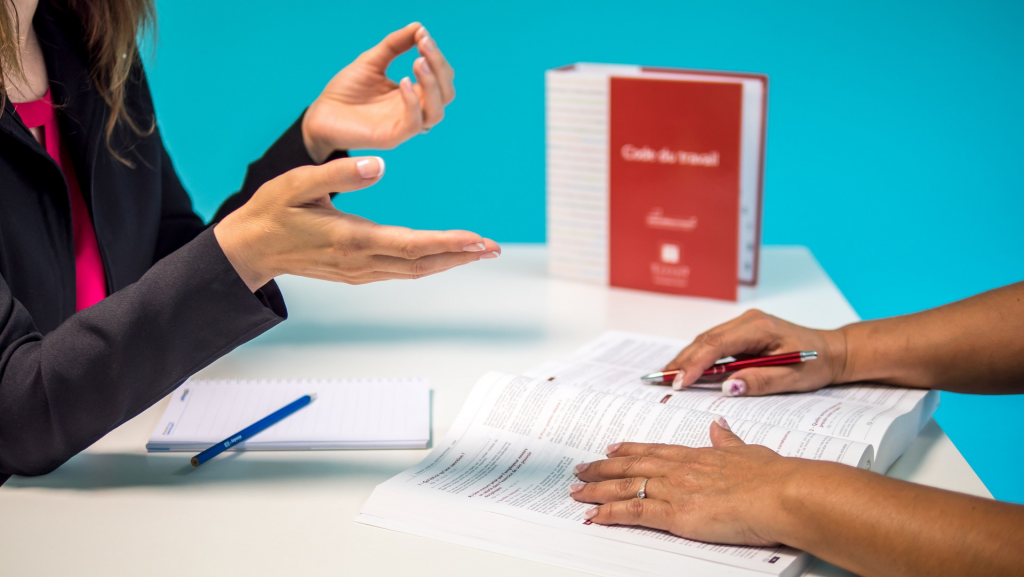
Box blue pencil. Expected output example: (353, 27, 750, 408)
(190, 393, 317, 467)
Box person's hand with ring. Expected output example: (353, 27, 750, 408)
(569, 416, 801, 547)
(301, 22, 455, 162)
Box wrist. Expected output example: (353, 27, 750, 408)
(771, 459, 837, 549)
(823, 326, 852, 384)
(301, 103, 334, 164)
(213, 212, 276, 292)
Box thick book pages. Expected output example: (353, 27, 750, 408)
(357, 332, 938, 577)
(147, 378, 430, 451)
(547, 63, 767, 300)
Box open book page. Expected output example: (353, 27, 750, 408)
(525, 331, 938, 472)
(360, 370, 869, 576)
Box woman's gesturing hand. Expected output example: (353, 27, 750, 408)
(665, 310, 850, 396)
(570, 419, 806, 547)
(214, 156, 498, 291)
(302, 22, 455, 162)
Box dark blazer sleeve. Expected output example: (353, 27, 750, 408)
(0, 77, 346, 483)
(0, 229, 285, 481)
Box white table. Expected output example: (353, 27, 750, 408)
(0, 246, 991, 577)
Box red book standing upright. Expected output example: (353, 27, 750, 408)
(546, 64, 767, 301)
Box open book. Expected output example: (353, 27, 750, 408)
(357, 332, 938, 577)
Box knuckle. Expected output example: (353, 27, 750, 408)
(742, 308, 766, 319)
(642, 444, 666, 458)
(409, 258, 433, 277)
(745, 371, 770, 394)
(696, 331, 724, 349)
(615, 477, 635, 494)
(622, 454, 645, 474)
(331, 233, 359, 259)
(626, 498, 646, 520)
(398, 243, 422, 260)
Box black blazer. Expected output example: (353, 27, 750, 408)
(0, 2, 327, 485)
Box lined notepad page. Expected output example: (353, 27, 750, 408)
(146, 378, 430, 451)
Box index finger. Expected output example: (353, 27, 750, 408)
(414, 27, 455, 103)
(665, 311, 777, 390)
(574, 455, 676, 483)
(606, 442, 695, 462)
(370, 226, 500, 259)
(358, 22, 422, 69)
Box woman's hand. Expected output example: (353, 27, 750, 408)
(302, 22, 455, 162)
(214, 156, 498, 291)
(665, 309, 850, 396)
(570, 419, 807, 546)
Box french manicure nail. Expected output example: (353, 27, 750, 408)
(712, 414, 732, 432)
(606, 442, 621, 454)
(400, 76, 414, 92)
(463, 243, 486, 252)
(584, 507, 598, 520)
(421, 36, 436, 53)
(574, 462, 589, 474)
(671, 371, 685, 390)
(722, 379, 746, 397)
(569, 483, 585, 493)
(356, 157, 385, 179)
(479, 251, 500, 260)
(418, 57, 432, 75)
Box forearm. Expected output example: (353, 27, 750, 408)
(777, 461, 1024, 576)
(834, 281, 1024, 393)
(0, 231, 285, 477)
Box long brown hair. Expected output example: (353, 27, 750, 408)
(0, 0, 155, 164)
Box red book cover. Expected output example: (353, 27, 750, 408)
(608, 77, 743, 300)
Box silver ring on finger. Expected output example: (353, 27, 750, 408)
(637, 478, 649, 500)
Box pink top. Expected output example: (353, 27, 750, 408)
(14, 90, 107, 310)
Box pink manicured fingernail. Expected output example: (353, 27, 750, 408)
(574, 463, 589, 474)
(400, 76, 414, 92)
(671, 371, 685, 390)
(463, 243, 486, 252)
(479, 251, 500, 260)
(712, 414, 732, 432)
(356, 157, 385, 179)
(569, 483, 585, 493)
(418, 57, 432, 75)
(584, 507, 598, 520)
(722, 379, 746, 397)
(420, 35, 437, 53)
(606, 442, 621, 454)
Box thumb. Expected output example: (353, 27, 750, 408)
(719, 366, 804, 398)
(358, 22, 420, 69)
(397, 76, 424, 138)
(277, 156, 385, 205)
(710, 415, 745, 448)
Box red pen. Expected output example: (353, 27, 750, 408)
(640, 351, 818, 384)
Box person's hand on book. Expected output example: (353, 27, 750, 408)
(569, 417, 811, 547)
(301, 22, 455, 163)
(214, 156, 499, 292)
(663, 309, 848, 396)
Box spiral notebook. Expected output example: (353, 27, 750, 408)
(146, 378, 431, 451)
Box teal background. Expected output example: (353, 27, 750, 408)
(144, 0, 1024, 502)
